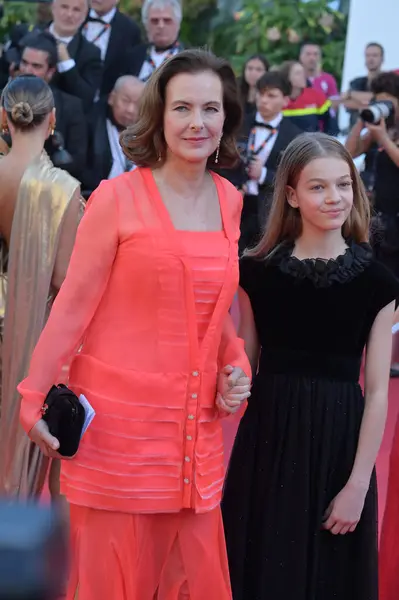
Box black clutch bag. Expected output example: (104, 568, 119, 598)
(41, 384, 85, 457)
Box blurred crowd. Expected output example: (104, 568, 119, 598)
(0, 0, 397, 198)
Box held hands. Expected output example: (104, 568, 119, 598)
(216, 365, 251, 415)
(29, 419, 63, 459)
(322, 480, 368, 535)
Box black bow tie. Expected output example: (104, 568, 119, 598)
(88, 16, 107, 24)
(254, 121, 275, 129)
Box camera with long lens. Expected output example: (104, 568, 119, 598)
(360, 100, 395, 128)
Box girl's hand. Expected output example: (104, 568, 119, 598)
(29, 419, 63, 459)
(217, 365, 251, 414)
(322, 481, 368, 535)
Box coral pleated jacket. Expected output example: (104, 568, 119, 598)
(19, 168, 250, 514)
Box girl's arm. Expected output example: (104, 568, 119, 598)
(348, 300, 395, 490)
(323, 300, 395, 535)
(238, 286, 260, 376)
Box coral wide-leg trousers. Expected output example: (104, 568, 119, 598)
(67, 504, 232, 600)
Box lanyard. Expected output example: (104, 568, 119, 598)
(247, 126, 277, 158)
(84, 21, 111, 45)
(142, 42, 180, 82)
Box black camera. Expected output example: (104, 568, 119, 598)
(360, 100, 395, 128)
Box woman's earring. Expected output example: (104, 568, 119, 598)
(215, 138, 221, 164)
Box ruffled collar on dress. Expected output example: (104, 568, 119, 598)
(267, 241, 373, 288)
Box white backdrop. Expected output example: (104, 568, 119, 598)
(339, 0, 399, 130)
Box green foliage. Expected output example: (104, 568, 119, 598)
(0, 2, 36, 42)
(179, 0, 218, 48)
(119, 0, 141, 22)
(209, 0, 348, 84)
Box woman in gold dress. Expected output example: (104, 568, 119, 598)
(0, 74, 82, 499)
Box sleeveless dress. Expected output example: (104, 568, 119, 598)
(221, 243, 399, 600)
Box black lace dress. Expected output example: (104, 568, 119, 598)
(221, 243, 399, 600)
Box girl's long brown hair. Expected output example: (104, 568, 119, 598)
(247, 132, 371, 259)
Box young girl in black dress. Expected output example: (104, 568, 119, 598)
(222, 132, 399, 600)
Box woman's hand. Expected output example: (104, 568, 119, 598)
(322, 481, 368, 535)
(29, 420, 63, 459)
(217, 365, 251, 414)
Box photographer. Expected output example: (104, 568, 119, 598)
(345, 72, 399, 276)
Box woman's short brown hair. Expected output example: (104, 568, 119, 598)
(120, 49, 242, 169)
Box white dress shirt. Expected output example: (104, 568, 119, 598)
(48, 23, 75, 73)
(138, 45, 179, 82)
(83, 7, 116, 61)
(247, 112, 282, 196)
(106, 119, 136, 179)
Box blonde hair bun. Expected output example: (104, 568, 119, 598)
(11, 101, 34, 126)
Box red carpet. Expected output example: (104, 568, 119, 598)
(222, 376, 399, 526)
(377, 377, 399, 521)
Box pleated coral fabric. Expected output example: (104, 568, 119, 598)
(19, 168, 249, 513)
(18, 168, 248, 597)
(67, 504, 231, 600)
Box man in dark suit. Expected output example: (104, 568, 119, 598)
(225, 71, 302, 253)
(47, 0, 102, 110)
(82, 75, 144, 193)
(19, 32, 88, 180)
(121, 0, 184, 83)
(82, 0, 141, 97)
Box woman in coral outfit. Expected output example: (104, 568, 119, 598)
(18, 49, 251, 600)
